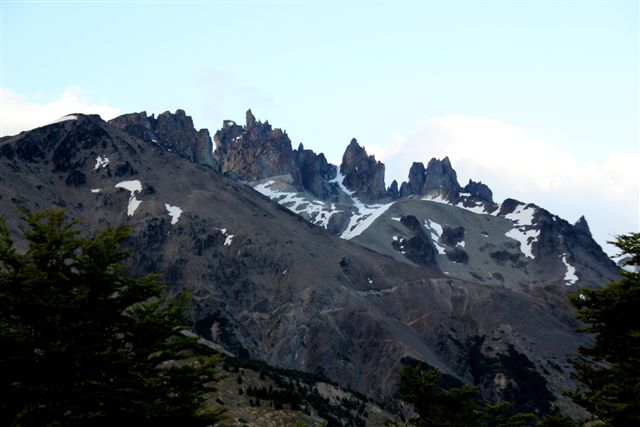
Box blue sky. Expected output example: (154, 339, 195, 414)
(1, 0, 638, 254)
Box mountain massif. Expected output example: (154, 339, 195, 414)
(0, 109, 620, 421)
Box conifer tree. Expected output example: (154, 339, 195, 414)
(568, 232, 640, 427)
(0, 209, 224, 426)
(397, 364, 538, 427)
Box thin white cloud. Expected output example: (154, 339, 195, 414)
(0, 87, 120, 137)
(370, 115, 639, 255)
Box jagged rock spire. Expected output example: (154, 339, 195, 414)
(463, 179, 494, 204)
(574, 215, 592, 237)
(340, 138, 386, 201)
(424, 156, 461, 194)
(245, 109, 257, 130)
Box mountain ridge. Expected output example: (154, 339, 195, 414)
(210, 109, 616, 292)
(0, 109, 620, 419)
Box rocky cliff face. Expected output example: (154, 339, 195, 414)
(574, 215, 592, 237)
(340, 138, 387, 202)
(423, 157, 462, 197)
(109, 110, 218, 170)
(399, 162, 426, 197)
(295, 143, 338, 200)
(463, 179, 494, 204)
(213, 110, 302, 186)
(397, 157, 462, 200)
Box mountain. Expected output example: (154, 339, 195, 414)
(0, 110, 619, 419)
(215, 110, 617, 295)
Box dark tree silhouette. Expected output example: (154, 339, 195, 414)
(0, 209, 224, 426)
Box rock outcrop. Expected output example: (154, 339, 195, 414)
(399, 162, 427, 197)
(574, 215, 592, 237)
(397, 157, 462, 200)
(423, 157, 461, 196)
(295, 143, 338, 200)
(213, 110, 301, 185)
(109, 110, 218, 170)
(340, 138, 386, 201)
(463, 179, 494, 204)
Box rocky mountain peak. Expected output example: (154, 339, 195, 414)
(574, 215, 592, 237)
(245, 109, 257, 130)
(294, 143, 338, 200)
(109, 110, 217, 170)
(213, 110, 301, 186)
(397, 157, 462, 199)
(399, 162, 427, 197)
(424, 156, 461, 196)
(462, 179, 494, 204)
(340, 138, 386, 201)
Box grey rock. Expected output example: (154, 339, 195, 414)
(423, 157, 461, 196)
(213, 110, 302, 186)
(463, 179, 494, 204)
(574, 215, 592, 237)
(295, 143, 338, 200)
(340, 138, 386, 201)
(110, 110, 218, 170)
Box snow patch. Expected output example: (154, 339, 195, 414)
(214, 227, 235, 247)
(91, 189, 102, 193)
(253, 180, 341, 229)
(456, 201, 486, 214)
(561, 254, 578, 285)
(115, 180, 142, 193)
(505, 228, 539, 259)
(165, 204, 182, 225)
(115, 180, 143, 216)
(316, 169, 396, 240)
(94, 155, 109, 170)
(424, 220, 447, 255)
(330, 171, 356, 196)
(341, 201, 394, 239)
(505, 204, 536, 226)
(504, 204, 539, 259)
(391, 217, 402, 222)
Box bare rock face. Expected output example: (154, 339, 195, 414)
(340, 138, 386, 201)
(109, 110, 218, 170)
(393, 215, 438, 267)
(213, 110, 302, 186)
(463, 179, 494, 204)
(294, 143, 338, 200)
(387, 179, 400, 199)
(574, 215, 592, 237)
(423, 157, 461, 196)
(400, 162, 427, 197)
(397, 158, 461, 200)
